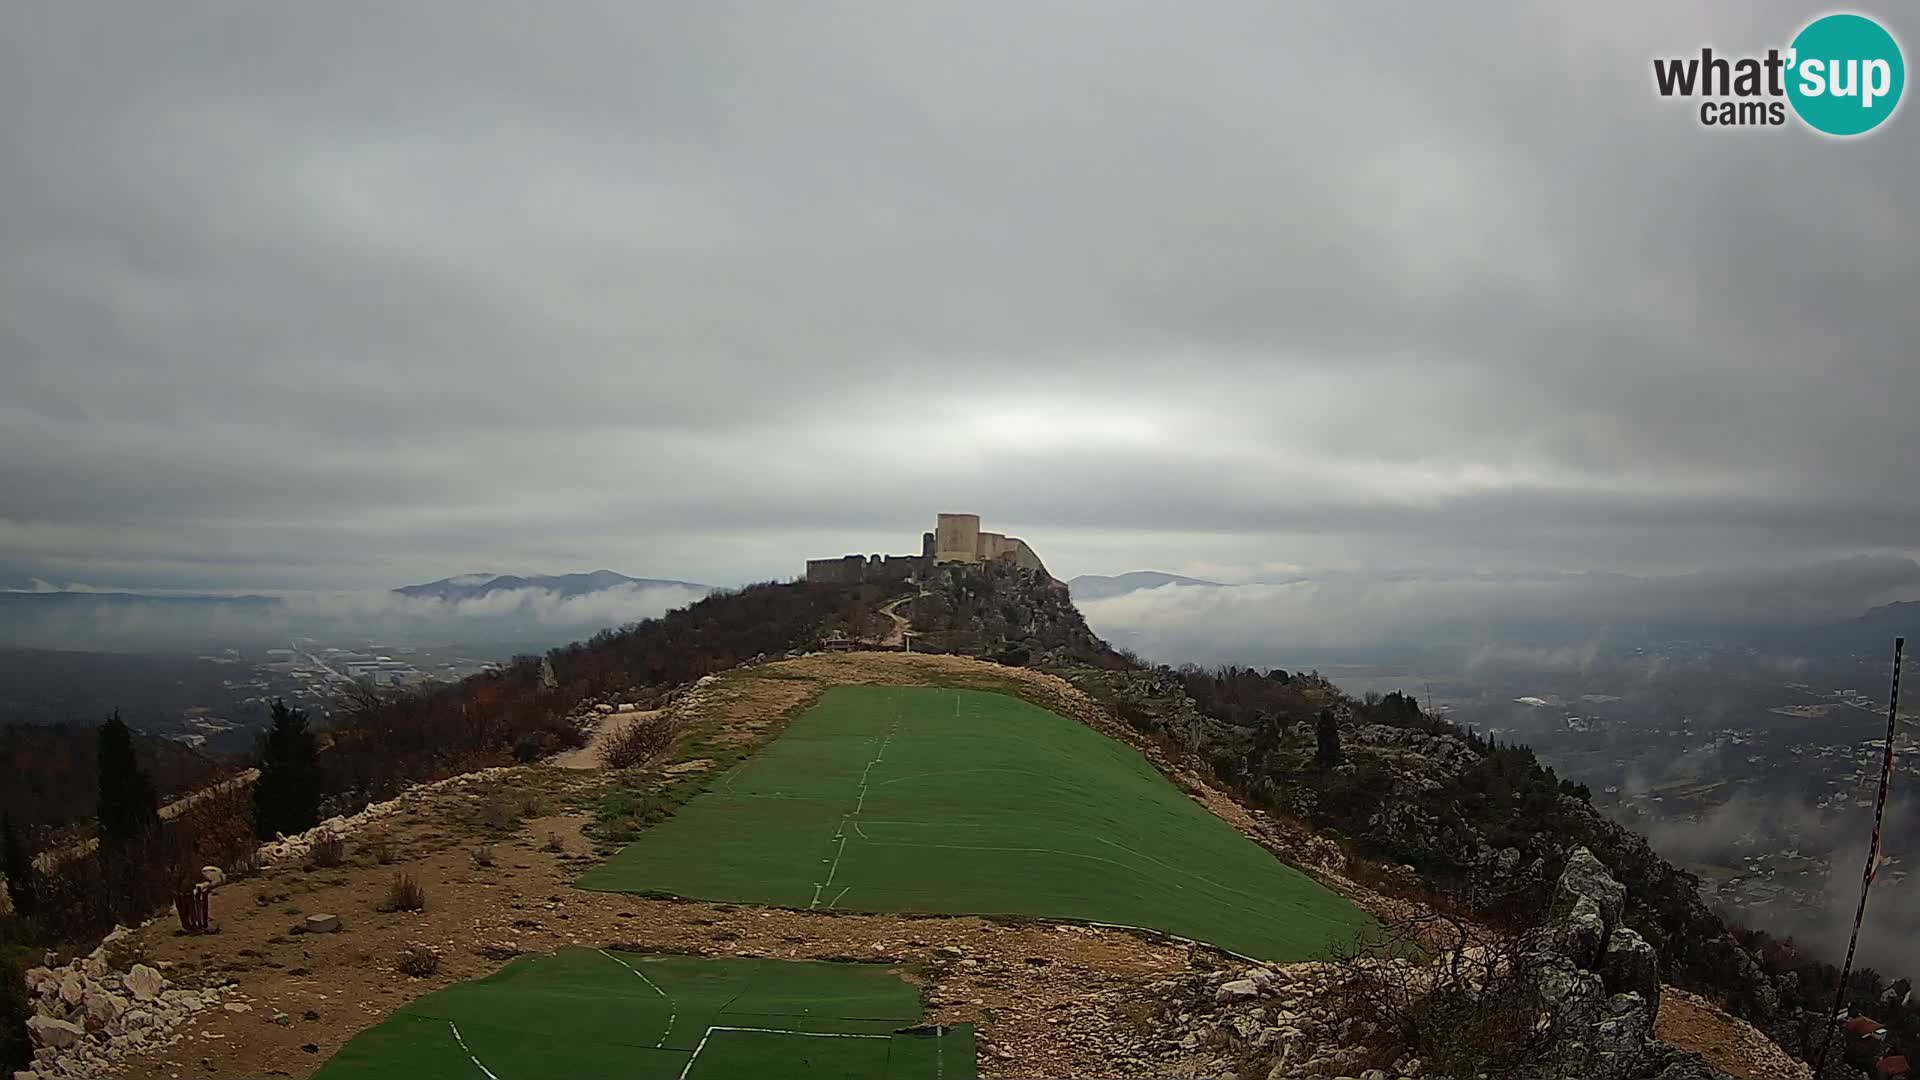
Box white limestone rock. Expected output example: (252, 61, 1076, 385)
(123, 964, 165, 1002)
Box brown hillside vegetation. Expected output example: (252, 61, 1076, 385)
(1, 722, 236, 837)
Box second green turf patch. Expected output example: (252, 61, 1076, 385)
(578, 685, 1372, 961)
(312, 949, 971, 1080)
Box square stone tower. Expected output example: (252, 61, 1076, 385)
(933, 513, 982, 563)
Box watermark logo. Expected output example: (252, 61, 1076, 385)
(1653, 12, 1904, 136)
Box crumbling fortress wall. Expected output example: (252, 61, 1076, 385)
(805, 512, 1057, 584)
(803, 553, 920, 585)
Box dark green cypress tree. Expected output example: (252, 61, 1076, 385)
(1249, 711, 1284, 766)
(97, 710, 159, 844)
(0, 950, 28, 1071)
(1, 814, 32, 917)
(253, 700, 322, 840)
(1314, 708, 1343, 769)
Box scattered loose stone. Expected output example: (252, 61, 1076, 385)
(303, 913, 342, 934)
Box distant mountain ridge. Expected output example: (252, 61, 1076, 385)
(1067, 571, 1222, 601)
(1840, 599, 1920, 629)
(393, 570, 709, 601)
(1820, 599, 1920, 654)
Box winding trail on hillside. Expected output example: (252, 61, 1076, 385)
(877, 593, 920, 648)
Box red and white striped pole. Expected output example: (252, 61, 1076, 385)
(1815, 636, 1904, 1075)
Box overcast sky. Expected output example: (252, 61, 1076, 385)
(3, 2, 1917, 593)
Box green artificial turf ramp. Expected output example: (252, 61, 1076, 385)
(313, 949, 974, 1080)
(578, 685, 1372, 961)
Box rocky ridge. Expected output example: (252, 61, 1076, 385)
(1141, 848, 1758, 1079)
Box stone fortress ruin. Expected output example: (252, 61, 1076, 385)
(805, 513, 1056, 585)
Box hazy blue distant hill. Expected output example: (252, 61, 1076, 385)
(1818, 600, 1920, 656)
(393, 570, 709, 601)
(1068, 571, 1222, 601)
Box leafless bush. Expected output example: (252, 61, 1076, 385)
(470, 845, 495, 869)
(305, 832, 345, 869)
(395, 944, 440, 977)
(598, 716, 684, 770)
(541, 832, 564, 853)
(378, 873, 426, 913)
(368, 840, 395, 865)
(1327, 909, 1566, 1077)
(226, 847, 264, 881)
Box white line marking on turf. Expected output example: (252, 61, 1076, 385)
(809, 699, 902, 909)
(813, 829, 850, 908)
(676, 1026, 892, 1080)
(828, 885, 851, 909)
(597, 949, 676, 1048)
(448, 1021, 500, 1080)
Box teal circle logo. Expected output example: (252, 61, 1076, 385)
(1787, 13, 1905, 136)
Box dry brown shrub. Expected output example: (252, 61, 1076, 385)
(395, 944, 440, 977)
(378, 872, 426, 913)
(598, 716, 685, 769)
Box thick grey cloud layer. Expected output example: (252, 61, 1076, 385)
(0, 582, 711, 652)
(3, 3, 1917, 591)
(1077, 555, 1920, 662)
